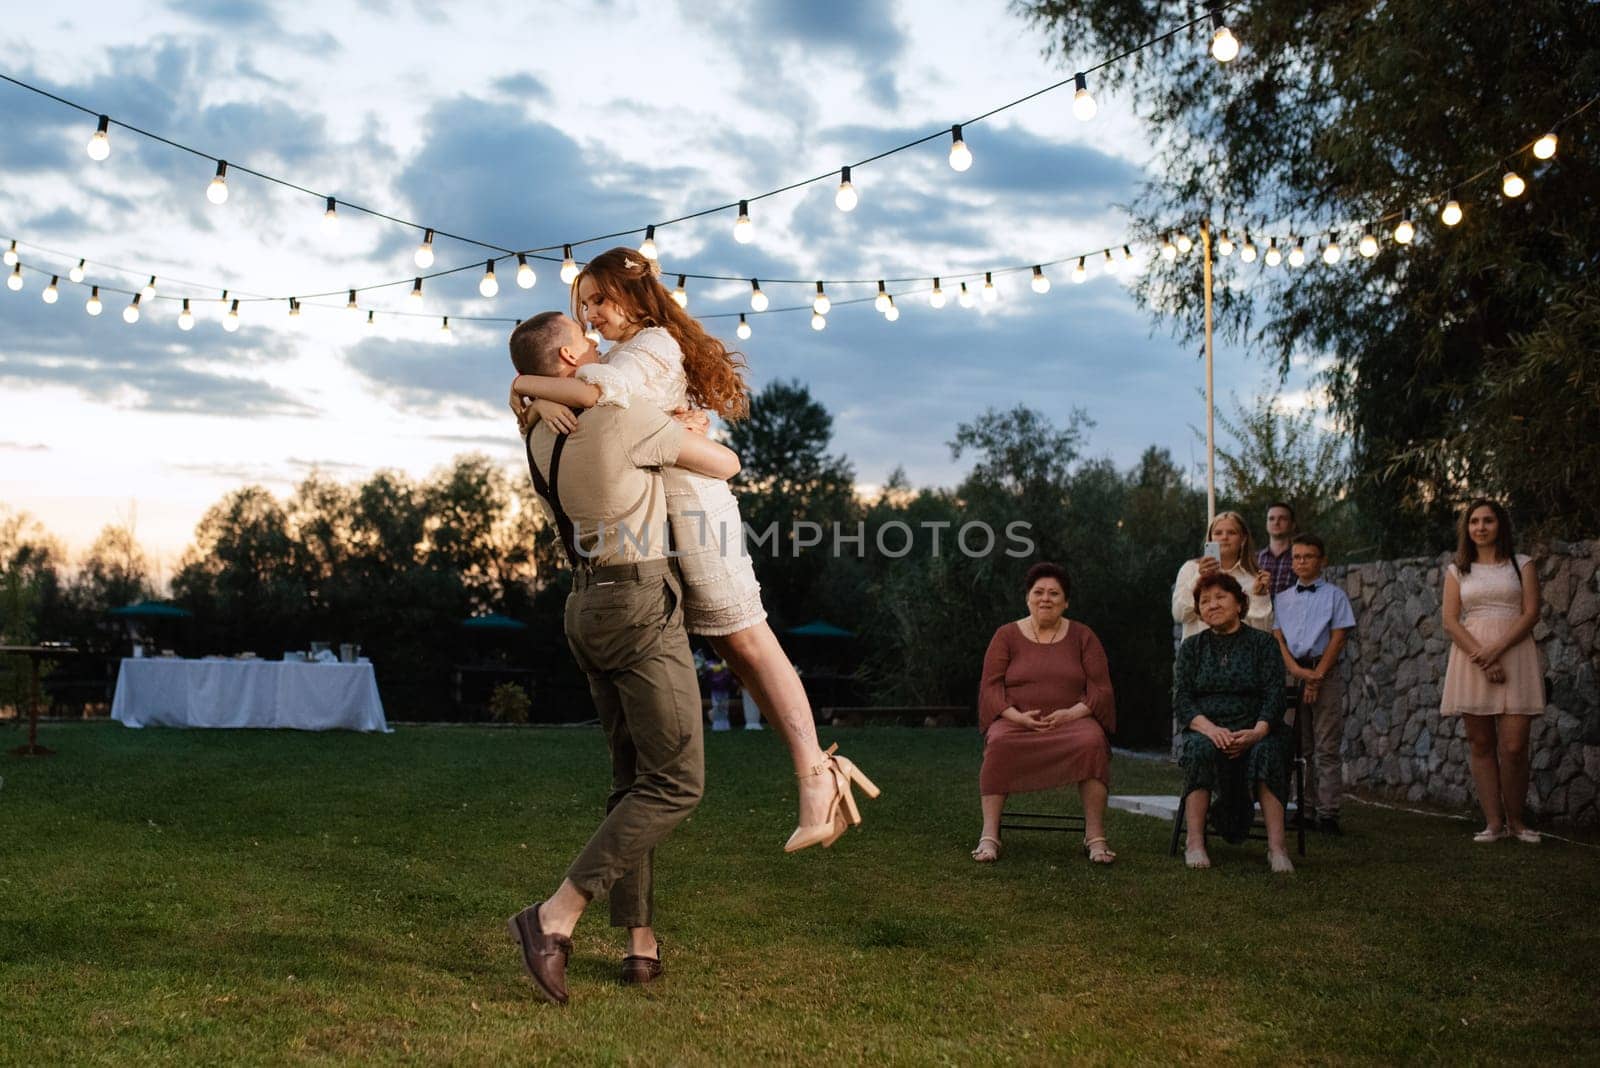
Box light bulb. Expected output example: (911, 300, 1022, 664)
(835, 166, 858, 211)
(948, 124, 972, 172)
(958, 282, 975, 308)
(1322, 234, 1342, 264)
(142, 276, 157, 299)
(2, 241, 15, 266)
(414, 229, 435, 269)
(982, 272, 997, 302)
(1533, 132, 1558, 160)
(736, 314, 752, 341)
(1031, 266, 1050, 293)
(733, 200, 754, 244)
(1121, 244, 1134, 266)
(1071, 257, 1087, 284)
(672, 275, 688, 308)
(640, 225, 658, 261)
(346, 289, 359, 313)
(364, 309, 374, 329)
(811, 311, 826, 331)
(323, 196, 339, 231)
(875, 281, 891, 313)
(224, 299, 241, 332)
(1175, 232, 1193, 254)
(1359, 232, 1379, 258)
(479, 260, 499, 298)
(1441, 199, 1462, 226)
(42, 276, 59, 303)
(86, 286, 103, 315)
(409, 277, 424, 304)
(1161, 235, 1178, 261)
(207, 160, 229, 204)
(87, 115, 111, 161)
(288, 298, 300, 321)
(812, 281, 830, 315)
(516, 254, 536, 289)
(1240, 233, 1258, 262)
(1501, 171, 1525, 198)
(1103, 249, 1119, 275)
(1218, 232, 1235, 257)
(440, 316, 451, 336)
(123, 295, 141, 323)
(560, 245, 579, 285)
(6, 265, 22, 291)
(1265, 238, 1282, 267)
(885, 298, 900, 322)
(1394, 216, 1415, 244)
(750, 279, 768, 312)
(1288, 239, 1306, 267)
(1211, 26, 1240, 63)
(930, 279, 946, 308)
(178, 299, 194, 330)
(1072, 72, 1096, 121)
(69, 258, 85, 283)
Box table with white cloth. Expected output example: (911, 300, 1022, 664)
(111, 658, 390, 732)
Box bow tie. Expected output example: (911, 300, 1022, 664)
(1296, 584, 1317, 593)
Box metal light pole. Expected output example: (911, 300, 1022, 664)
(1200, 218, 1216, 526)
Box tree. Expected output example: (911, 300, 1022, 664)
(1016, 0, 1600, 545)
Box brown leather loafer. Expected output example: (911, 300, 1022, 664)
(619, 947, 663, 985)
(506, 902, 572, 1005)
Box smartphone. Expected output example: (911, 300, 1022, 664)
(1203, 541, 1222, 561)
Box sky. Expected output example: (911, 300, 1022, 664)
(0, 0, 1314, 579)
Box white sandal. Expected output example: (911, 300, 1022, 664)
(971, 836, 1002, 863)
(1184, 847, 1211, 870)
(1473, 826, 1509, 843)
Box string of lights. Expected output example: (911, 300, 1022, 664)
(4, 90, 1591, 338)
(0, 1, 1243, 304)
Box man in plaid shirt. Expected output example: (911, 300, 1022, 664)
(1257, 502, 1299, 596)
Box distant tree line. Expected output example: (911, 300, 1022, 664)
(5, 381, 1362, 743)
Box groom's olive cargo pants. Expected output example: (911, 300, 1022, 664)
(561, 558, 705, 928)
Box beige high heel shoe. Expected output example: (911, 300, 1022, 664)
(785, 745, 845, 853)
(783, 744, 882, 852)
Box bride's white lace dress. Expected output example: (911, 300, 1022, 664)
(577, 326, 767, 636)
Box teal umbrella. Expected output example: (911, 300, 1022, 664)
(462, 613, 529, 631)
(787, 620, 856, 639)
(108, 600, 193, 619)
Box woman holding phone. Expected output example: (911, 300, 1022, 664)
(1171, 511, 1274, 638)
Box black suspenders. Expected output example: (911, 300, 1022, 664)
(524, 428, 581, 569)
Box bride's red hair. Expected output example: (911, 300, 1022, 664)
(572, 247, 750, 420)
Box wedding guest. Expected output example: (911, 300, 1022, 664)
(973, 563, 1118, 865)
(1440, 499, 1543, 844)
(1258, 502, 1299, 597)
(1272, 534, 1356, 833)
(1172, 511, 1273, 638)
(1175, 572, 1294, 873)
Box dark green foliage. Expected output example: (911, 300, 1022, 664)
(1016, 0, 1600, 544)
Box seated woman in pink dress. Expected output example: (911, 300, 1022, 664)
(972, 562, 1117, 864)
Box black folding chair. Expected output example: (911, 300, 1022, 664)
(1168, 683, 1308, 858)
(999, 787, 1088, 845)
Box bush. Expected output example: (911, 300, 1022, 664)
(487, 681, 531, 725)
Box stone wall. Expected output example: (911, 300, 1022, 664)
(1330, 542, 1599, 825)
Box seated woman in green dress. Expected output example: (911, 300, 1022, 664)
(1174, 572, 1294, 873)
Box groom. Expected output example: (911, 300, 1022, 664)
(504, 311, 741, 1005)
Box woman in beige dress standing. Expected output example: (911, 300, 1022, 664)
(1440, 498, 1543, 843)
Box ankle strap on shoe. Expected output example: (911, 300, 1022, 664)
(797, 742, 838, 779)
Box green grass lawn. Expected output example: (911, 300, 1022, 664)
(2, 723, 1597, 1066)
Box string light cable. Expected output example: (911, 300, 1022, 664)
(0, 1, 1246, 294)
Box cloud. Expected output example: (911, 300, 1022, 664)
(0, 441, 51, 452)
(343, 333, 509, 418)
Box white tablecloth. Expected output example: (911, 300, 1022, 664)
(112, 659, 390, 732)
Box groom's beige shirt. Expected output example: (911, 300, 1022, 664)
(525, 404, 685, 568)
